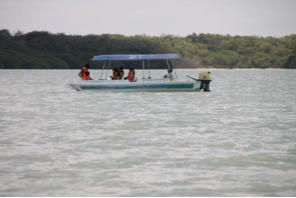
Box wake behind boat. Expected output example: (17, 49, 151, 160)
(70, 54, 203, 92)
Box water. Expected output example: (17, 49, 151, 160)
(0, 69, 296, 196)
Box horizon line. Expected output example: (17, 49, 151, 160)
(1, 28, 295, 38)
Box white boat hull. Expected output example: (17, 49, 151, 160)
(70, 79, 200, 92)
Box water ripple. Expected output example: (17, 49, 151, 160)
(0, 69, 296, 196)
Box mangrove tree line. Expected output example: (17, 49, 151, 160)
(0, 29, 295, 69)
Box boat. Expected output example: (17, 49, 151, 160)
(70, 54, 201, 92)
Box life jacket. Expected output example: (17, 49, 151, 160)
(127, 71, 134, 81)
(112, 71, 119, 80)
(82, 73, 87, 80)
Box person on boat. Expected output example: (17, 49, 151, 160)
(118, 66, 124, 80)
(79, 64, 90, 80)
(110, 68, 119, 80)
(79, 68, 85, 80)
(85, 71, 93, 80)
(125, 68, 135, 82)
(163, 69, 176, 80)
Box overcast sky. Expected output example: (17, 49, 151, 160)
(0, 0, 295, 37)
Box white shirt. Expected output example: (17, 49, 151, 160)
(166, 72, 176, 80)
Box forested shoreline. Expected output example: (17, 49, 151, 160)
(0, 29, 296, 69)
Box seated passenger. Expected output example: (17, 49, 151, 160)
(124, 68, 135, 82)
(163, 69, 176, 80)
(118, 66, 124, 80)
(79, 64, 90, 80)
(110, 68, 119, 80)
(85, 71, 93, 80)
(79, 68, 85, 80)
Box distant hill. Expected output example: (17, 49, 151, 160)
(0, 29, 296, 69)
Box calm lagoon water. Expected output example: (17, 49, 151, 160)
(0, 69, 296, 196)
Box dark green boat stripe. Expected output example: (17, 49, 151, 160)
(80, 83, 194, 90)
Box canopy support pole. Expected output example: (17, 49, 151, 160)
(142, 60, 145, 79)
(148, 60, 151, 79)
(100, 61, 106, 80)
(165, 59, 171, 70)
(105, 61, 111, 80)
(170, 60, 178, 79)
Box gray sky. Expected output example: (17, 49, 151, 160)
(0, 0, 295, 37)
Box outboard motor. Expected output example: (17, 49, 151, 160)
(198, 72, 211, 92)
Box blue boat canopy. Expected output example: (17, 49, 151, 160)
(92, 54, 179, 61)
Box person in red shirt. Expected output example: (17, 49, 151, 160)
(78, 64, 92, 80)
(85, 71, 93, 80)
(125, 68, 135, 82)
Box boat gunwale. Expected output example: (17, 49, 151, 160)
(70, 79, 200, 92)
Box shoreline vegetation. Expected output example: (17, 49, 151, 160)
(0, 29, 295, 69)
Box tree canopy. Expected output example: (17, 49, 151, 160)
(0, 29, 295, 69)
